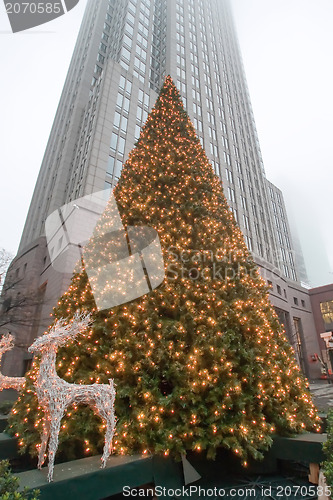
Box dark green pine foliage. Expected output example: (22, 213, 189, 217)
(9, 77, 320, 464)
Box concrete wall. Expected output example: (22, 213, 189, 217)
(256, 256, 322, 380)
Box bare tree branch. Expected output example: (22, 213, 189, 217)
(0, 248, 13, 293)
(0, 249, 50, 334)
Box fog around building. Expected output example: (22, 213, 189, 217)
(232, 0, 333, 286)
(0, 0, 332, 286)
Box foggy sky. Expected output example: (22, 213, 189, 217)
(0, 0, 332, 286)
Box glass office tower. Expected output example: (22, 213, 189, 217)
(2, 0, 321, 379)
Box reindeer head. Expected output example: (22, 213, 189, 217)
(28, 312, 92, 353)
(0, 333, 15, 356)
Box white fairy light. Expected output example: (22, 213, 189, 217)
(0, 334, 25, 391)
(28, 311, 116, 482)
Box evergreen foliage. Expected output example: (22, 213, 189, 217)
(0, 460, 39, 499)
(9, 77, 319, 465)
(323, 410, 333, 487)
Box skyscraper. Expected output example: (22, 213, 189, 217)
(1, 0, 321, 379)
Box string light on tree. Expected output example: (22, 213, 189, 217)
(9, 76, 320, 465)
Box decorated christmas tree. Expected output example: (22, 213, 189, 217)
(9, 77, 319, 465)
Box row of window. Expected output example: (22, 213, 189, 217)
(178, 0, 261, 173)
(268, 281, 305, 306)
(108, 0, 290, 272)
(107, 75, 151, 183)
(107, 156, 122, 181)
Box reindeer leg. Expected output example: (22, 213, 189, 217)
(47, 415, 62, 482)
(101, 415, 116, 468)
(38, 417, 50, 469)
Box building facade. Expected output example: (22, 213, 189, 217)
(1, 0, 321, 379)
(309, 284, 333, 374)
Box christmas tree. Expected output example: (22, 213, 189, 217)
(9, 77, 319, 465)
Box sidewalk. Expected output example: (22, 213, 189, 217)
(310, 380, 333, 412)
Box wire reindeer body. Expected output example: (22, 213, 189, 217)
(29, 312, 116, 482)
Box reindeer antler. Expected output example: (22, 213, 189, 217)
(29, 312, 92, 353)
(0, 334, 15, 357)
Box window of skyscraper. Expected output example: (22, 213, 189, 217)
(116, 93, 123, 108)
(118, 137, 125, 155)
(134, 125, 141, 140)
(177, 43, 185, 55)
(226, 169, 233, 184)
(125, 80, 132, 94)
(288, 253, 294, 267)
(114, 159, 122, 180)
(114, 112, 121, 129)
(137, 33, 148, 48)
(128, 0, 136, 14)
(99, 42, 107, 53)
(138, 22, 148, 37)
(136, 45, 147, 60)
(107, 156, 115, 175)
(127, 11, 135, 24)
(285, 236, 291, 249)
(277, 231, 283, 245)
(284, 266, 290, 278)
(123, 34, 132, 48)
(235, 162, 242, 175)
(245, 236, 253, 251)
(110, 133, 117, 151)
(123, 97, 130, 112)
(125, 23, 134, 36)
(238, 178, 245, 191)
(134, 57, 146, 73)
(281, 248, 287, 264)
(228, 187, 236, 203)
(119, 76, 125, 90)
(120, 116, 128, 133)
(121, 47, 131, 62)
(243, 215, 250, 231)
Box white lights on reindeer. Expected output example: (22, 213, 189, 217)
(28, 312, 116, 482)
(0, 334, 25, 391)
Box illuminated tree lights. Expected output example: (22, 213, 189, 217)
(9, 76, 320, 466)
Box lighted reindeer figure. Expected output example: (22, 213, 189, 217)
(0, 334, 25, 391)
(28, 312, 116, 482)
